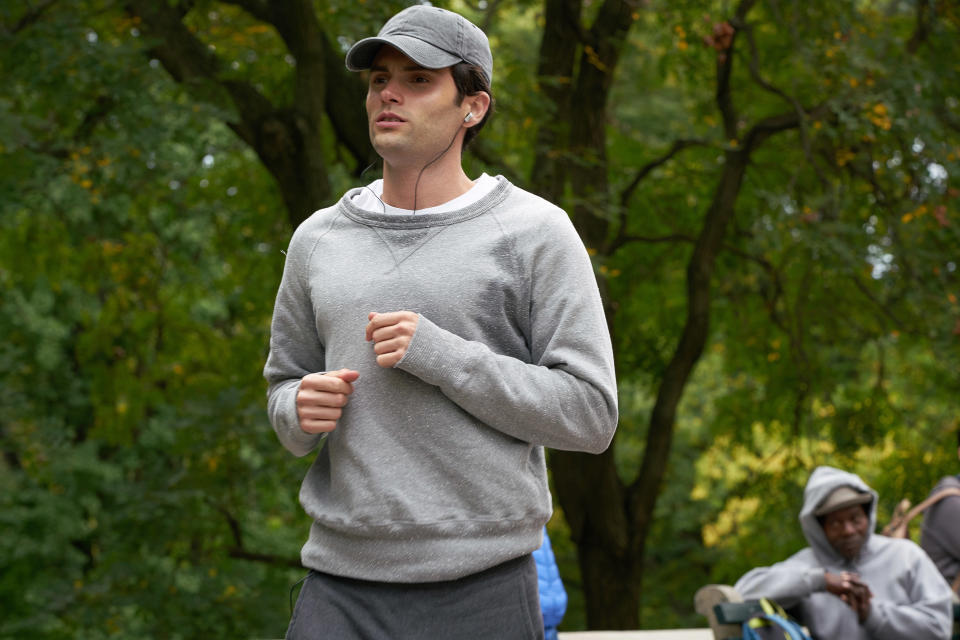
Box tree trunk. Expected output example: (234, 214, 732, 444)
(531, 0, 801, 628)
(530, 0, 582, 204)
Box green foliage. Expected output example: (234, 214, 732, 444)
(1, 0, 958, 635)
(0, 3, 308, 638)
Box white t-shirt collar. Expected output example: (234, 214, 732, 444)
(350, 173, 497, 215)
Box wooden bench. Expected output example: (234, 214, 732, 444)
(558, 631, 713, 639)
(693, 584, 960, 640)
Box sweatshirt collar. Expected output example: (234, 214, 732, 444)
(339, 175, 512, 229)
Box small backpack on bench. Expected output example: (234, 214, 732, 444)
(741, 598, 811, 640)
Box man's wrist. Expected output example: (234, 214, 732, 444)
(810, 568, 828, 592)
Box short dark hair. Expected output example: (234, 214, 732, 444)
(451, 62, 493, 149)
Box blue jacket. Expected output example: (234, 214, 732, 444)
(534, 527, 567, 639)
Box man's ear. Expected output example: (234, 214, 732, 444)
(463, 91, 491, 127)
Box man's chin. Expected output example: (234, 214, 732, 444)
(370, 135, 408, 158)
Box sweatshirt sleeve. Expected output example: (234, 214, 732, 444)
(923, 490, 960, 580)
(862, 546, 953, 640)
(734, 555, 828, 608)
(395, 209, 618, 454)
(263, 225, 326, 458)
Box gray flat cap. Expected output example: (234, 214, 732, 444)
(814, 486, 872, 517)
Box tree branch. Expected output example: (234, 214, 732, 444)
(849, 271, 905, 331)
(619, 139, 710, 208)
(906, 0, 935, 54)
(227, 548, 303, 569)
(4, 0, 58, 35)
(223, 0, 370, 169)
(125, 0, 272, 143)
(714, 0, 760, 139)
(222, 0, 271, 23)
(213, 503, 302, 569)
(607, 232, 695, 254)
(568, 0, 641, 250)
(127, 0, 339, 225)
(530, 0, 583, 203)
(742, 109, 803, 152)
(740, 23, 832, 195)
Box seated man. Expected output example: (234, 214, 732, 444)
(735, 465, 953, 639)
(920, 429, 960, 597)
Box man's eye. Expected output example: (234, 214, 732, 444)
(412, 76, 429, 83)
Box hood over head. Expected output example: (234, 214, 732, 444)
(800, 466, 878, 564)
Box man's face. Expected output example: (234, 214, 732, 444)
(365, 46, 464, 166)
(821, 504, 870, 561)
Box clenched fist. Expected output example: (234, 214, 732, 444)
(296, 368, 359, 433)
(366, 311, 419, 368)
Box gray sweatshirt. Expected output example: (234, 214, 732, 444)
(735, 466, 953, 639)
(264, 176, 618, 582)
(920, 473, 960, 588)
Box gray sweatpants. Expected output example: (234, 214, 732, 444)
(285, 554, 544, 640)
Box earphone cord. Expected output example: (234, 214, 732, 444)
(359, 161, 386, 215)
(360, 118, 466, 216)
(410, 122, 463, 215)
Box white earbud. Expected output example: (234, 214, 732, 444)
(464, 112, 473, 123)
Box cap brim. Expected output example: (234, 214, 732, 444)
(346, 35, 461, 72)
(814, 492, 872, 517)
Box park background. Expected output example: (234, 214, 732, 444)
(1, 0, 958, 637)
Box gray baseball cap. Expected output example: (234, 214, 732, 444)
(345, 5, 493, 86)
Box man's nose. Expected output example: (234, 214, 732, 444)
(380, 79, 402, 104)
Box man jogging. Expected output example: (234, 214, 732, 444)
(264, 6, 618, 638)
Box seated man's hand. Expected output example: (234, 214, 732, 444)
(825, 571, 872, 623)
(850, 582, 872, 623)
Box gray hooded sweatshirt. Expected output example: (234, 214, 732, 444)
(264, 177, 618, 582)
(735, 466, 953, 639)
(920, 473, 960, 588)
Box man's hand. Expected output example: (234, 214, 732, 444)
(825, 571, 872, 623)
(849, 583, 871, 623)
(296, 369, 359, 434)
(365, 311, 419, 368)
